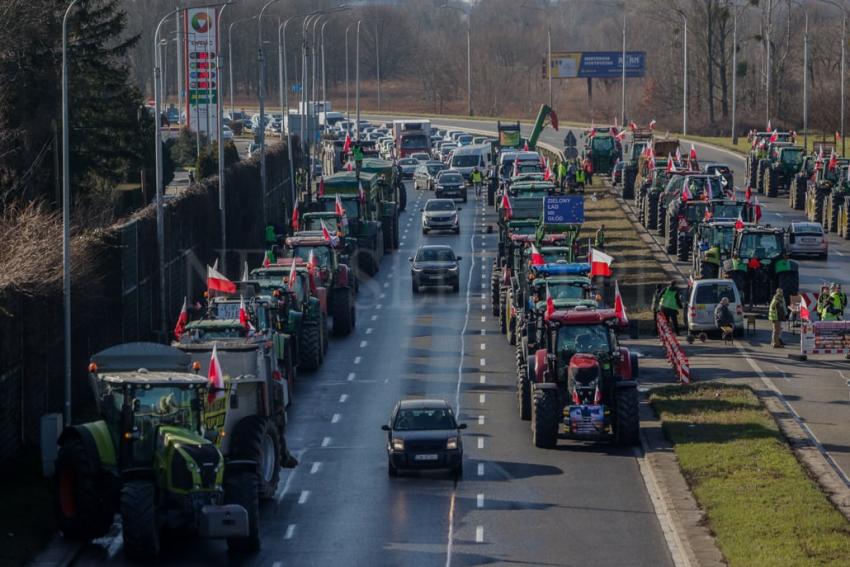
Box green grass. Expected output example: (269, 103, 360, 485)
(651, 383, 850, 567)
(0, 450, 56, 566)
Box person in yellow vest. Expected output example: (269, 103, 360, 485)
(822, 286, 844, 321)
(658, 280, 684, 334)
(768, 288, 788, 347)
(816, 285, 830, 320)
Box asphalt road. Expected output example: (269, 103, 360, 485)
(71, 181, 674, 566)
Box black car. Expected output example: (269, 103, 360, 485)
(382, 399, 466, 477)
(410, 245, 461, 293)
(435, 171, 467, 202)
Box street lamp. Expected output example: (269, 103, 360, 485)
(819, 0, 847, 155)
(280, 15, 307, 211)
(680, 11, 688, 135)
(257, 0, 282, 228)
(356, 19, 363, 142)
(61, 0, 81, 425)
(440, 4, 472, 116)
(374, 22, 382, 112)
(228, 16, 257, 117)
(346, 23, 353, 125)
(217, 4, 229, 272)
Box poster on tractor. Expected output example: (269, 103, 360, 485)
(184, 7, 219, 140)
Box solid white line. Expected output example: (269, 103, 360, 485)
(477, 463, 484, 476)
(475, 526, 484, 543)
(354, 356, 362, 364)
(477, 437, 484, 449)
(366, 327, 373, 334)
(284, 525, 295, 540)
(360, 340, 368, 348)
(321, 436, 331, 447)
(477, 494, 484, 508)
(339, 394, 348, 403)
(480, 358, 486, 366)
(331, 413, 341, 424)
(310, 462, 321, 474)
(478, 415, 485, 425)
(347, 372, 356, 381)
(480, 374, 486, 384)
(298, 490, 310, 504)
(479, 394, 486, 404)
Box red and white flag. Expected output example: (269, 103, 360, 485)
(681, 182, 692, 201)
(523, 141, 529, 151)
(287, 257, 298, 288)
(800, 295, 811, 322)
(501, 193, 513, 219)
(614, 280, 628, 325)
(689, 143, 697, 162)
(649, 152, 656, 170)
(306, 249, 316, 275)
(769, 129, 778, 143)
(335, 194, 348, 226)
(207, 343, 225, 402)
(590, 248, 613, 277)
(675, 146, 682, 165)
(239, 296, 249, 329)
(322, 221, 340, 246)
(767, 119, 772, 131)
(173, 297, 189, 339)
(291, 199, 300, 231)
(543, 159, 552, 181)
(345, 161, 353, 171)
(828, 149, 838, 171)
(263, 250, 272, 268)
(628, 121, 637, 132)
(513, 157, 520, 177)
(744, 185, 752, 202)
(704, 209, 713, 221)
(318, 177, 325, 197)
(208, 264, 236, 294)
(735, 211, 745, 232)
(343, 132, 352, 154)
(753, 196, 762, 222)
(666, 153, 674, 174)
(545, 285, 555, 321)
(649, 119, 657, 130)
(530, 244, 545, 266)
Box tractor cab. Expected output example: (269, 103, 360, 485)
(724, 227, 799, 305)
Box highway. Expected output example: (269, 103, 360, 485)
(71, 181, 675, 566)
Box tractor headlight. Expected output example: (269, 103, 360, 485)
(391, 438, 404, 451)
(446, 437, 458, 450)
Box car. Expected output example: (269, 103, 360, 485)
(472, 136, 488, 145)
(686, 278, 744, 336)
(397, 157, 419, 177)
(703, 162, 734, 187)
(410, 152, 431, 163)
(439, 144, 458, 162)
(382, 399, 466, 477)
(410, 245, 461, 293)
(612, 160, 625, 185)
(787, 221, 828, 259)
(421, 198, 460, 234)
(221, 125, 234, 140)
(413, 161, 448, 190)
(456, 134, 474, 147)
(434, 170, 466, 202)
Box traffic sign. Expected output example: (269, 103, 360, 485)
(292, 83, 302, 93)
(545, 196, 584, 224)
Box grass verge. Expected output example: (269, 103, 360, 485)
(651, 383, 850, 567)
(0, 449, 56, 565)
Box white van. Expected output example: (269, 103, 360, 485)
(449, 145, 491, 178)
(686, 279, 744, 335)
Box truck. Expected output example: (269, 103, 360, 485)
(393, 119, 431, 158)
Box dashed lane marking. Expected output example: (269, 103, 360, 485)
(310, 462, 321, 474)
(479, 394, 486, 404)
(480, 374, 486, 384)
(339, 394, 348, 403)
(354, 356, 362, 364)
(475, 526, 484, 543)
(480, 343, 486, 350)
(478, 415, 485, 425)
(284, 525, 295, 540)
(321, 437, 331, 447)
(480, 329, 485, 335)
(477, 463, 484, 476)
(371, 314, 378, 321)
(480, 358, 486, 367)
(477, 494, 484, 508)
(477, 437, 484, 449)
(481, 316, 486, 322)
(347, 372, 356, 381)
(366, 328, 373, 335)
(360, 340, 368, 348)
(298, 490, 310, 504)
(331, 413, 341, 424)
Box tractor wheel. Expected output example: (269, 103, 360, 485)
(646, 192, 660, 230)
(665, 220, 677, 254)
(499, 292, 507, 334)
(54, 438, 114, 541)
(491, 272, 501, 316)
(331, 288, 354, 336)
(676, 233, 691, 262)
(507, 308, 516, 346)
(767, 169, 779, 198)
(224, 471, 260, 552)
(622, 167, 635, 200)
(791, 177, 806, 210)
(637, 199, 645, 225)
(121, 481, 160, 560)
(229, 416, 282, 500)
(747, 156, 756, 189)
(321, 312, 329, 356)
(828, 193, 840, 233)
(756, 160, 769, 194)
(843, 199, 850, 239)
(812, 190, 827, 224)
(777, 270, 800, 302)
(531, 388, 559, 449)
(516, 365, 531, 421)
(298, 320, 322, 371)
(614, 387, 640, 446)
(657, 199, 667, 236)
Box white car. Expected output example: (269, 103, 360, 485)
(221, 125, 234, 141)
(686, 279, 744, 336)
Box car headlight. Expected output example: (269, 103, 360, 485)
(412, 266, 423, 273)
(448, 265, 459, 272)
(392, 438, 404, 451)
(451, 215, 458, 224)
(446, 437, 458, 450)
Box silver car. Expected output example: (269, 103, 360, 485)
(787, 222, 828, 259)
(686, 279, 744, 335)
(421, 198, 460, 234)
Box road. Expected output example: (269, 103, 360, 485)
(72, 181, 675, 566)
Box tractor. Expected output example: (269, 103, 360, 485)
(637, 165, 673, 230)
(746, 131, 794, 189)
(621, 129, 652, 200)
(721, 226, 799, 307)
(691, 220, 745, 280)
(806, 158, 850, 226)
(657, 174, 726, 244)
(584, 131, 621, 176)
(665, 199, 752, 262)
(360, 156, 407, 214)
(789, 153, 821, 210)
(282, 234, 356, 336)
(822, 164, 850, 233)
(300, 210, 359, 262)
(54, 343, 259, 558)
(762, 145, 804, 197)
(524, 308, 639, 448)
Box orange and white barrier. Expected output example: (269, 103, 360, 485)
(656, 312, 691, 384)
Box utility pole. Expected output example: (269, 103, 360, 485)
(176, 4, 183, 127)
(375, 23, 381, 112)
(258, 0, 281, 228)
(620, 10, 625, 126)
(217, 5, 228, 272)
(804, 11, 809, 152)
(682, 13, 688, 135)
(732, 8, 738, 143)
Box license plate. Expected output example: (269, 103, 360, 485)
(414, 454, 438, 461)
(802, 237, 816, 243)
(215, 303, 240, 319)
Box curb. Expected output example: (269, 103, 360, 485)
(27, 535, 83, 567)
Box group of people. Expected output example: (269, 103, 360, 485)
(815, 283, 848, 322)
(555, 158, 594, 193)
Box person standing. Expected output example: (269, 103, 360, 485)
(768, 288, 788, 347)
(658, 280, 684, 334)
(594, 225, 606, 250)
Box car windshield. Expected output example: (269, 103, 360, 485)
(781, 148, 803, 165)
(393, 407, 456, 431)
(684, 203, 708, 222)
(452, 155, 480, 167)
(556, 324, 613, 355)
(411, 154, 430, 161)
(711, 204, 743, 219)
(708, 226, 735, 249)
(189, 325, 247, 340)
(427, 164, 445, 175)
(518, 162, 542, 173)
(425, 201, 456, 212)
(694, 283, 737, 305)
(320, 197, 359, 219)
(399, 158, 418, 165)
(290, 245, 331, 268)
(738, 232, 783, 258)
(401, 135, 428, 149)
(592, 136, 615, 152)
(542, 250, 570, 263)
(546, 282, 588, 300)
(685, 177, 723, 199)
(440, 174, 462, 184)
(416, 248, 456, 262)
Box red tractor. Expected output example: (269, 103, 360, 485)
(525, 308, 639, 448)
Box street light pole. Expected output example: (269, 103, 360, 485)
(346, 24, 352, 126)
(217, 5, 228, 272)
(842, 13, 846, 155)
(765, 0, 771, 127)
(620, 11, 625, 126)
(356, 19, 362, 142)
(321, 21, 328, 105)
(732, 8, 738, 143)
(804, 11, 809, 152)
(375, 23, 381, 112)
(61, 0, 80, 426)
(682, 13, 688, 135)
(176, 4, 183, 127)
(280, 16, 301, 210)
(466, 18, 472, 116)
(258, 0, 281, 229)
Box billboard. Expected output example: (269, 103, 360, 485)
(549, 51, 645, 79)
(184, 7, 219, 140)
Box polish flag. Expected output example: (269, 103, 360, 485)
(544, 286, 555, 321)
(800, 295, 811, 322)
(689, 143, 697, 162)
(828, 149, 838, 171)
(208, 265, 236, 294)
(239, 296, 249, 329)
(666, 154, 674, 174)
(549, 110, 559, 130)
(614, 281, 628, 325)
(343, 132, 352, 154)
(614, 129, 626, 142)
(501, 193, 513, 219)
(753, 196, 762, 222)
(322, 221, 340, 246)
(530, 244, 545, 266)
(287, 257, 298, 288)
(291, 199, 300, 231)
(345, 161, 353, 171)
(649, 119, 657, 130)
(207, 343, 225, 402)
(767, 119, 772, 131)
(629, 121, 637, 132)
(704, 209, 713, 221)
(543, 159, 552, 181)
(318, 177, 325, 197)
(335, 194, 348, 226)
(681, 182, 692, 201)
(649, 153, 656, 170)
(745, 185, 752, 202)
(816, 146, 824, 171)
(306, 249, 316, 276)
(263, 250, 272, 268)
(241, 261, 250, 282)
(769, 129, 778, 143)
(675, 147, 682, 165)
(513, 157, 520, 177)
(836, 131, 842, 145)
(735, 212, 745, 232)
(590, 248, 613, 277)
(523, 141, 529, 151)
(173, 297, 189, 339)
(358, 180, 366, 202)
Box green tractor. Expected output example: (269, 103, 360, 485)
(300, 210, 359, 261)
(721, 226, 799, 307)
(318, 171, 386, 275)
(789, 154, 821, 210)
(54, 343, 259, 558)
(585, 131, 621, 176)
(805, 158, 850, 226)
(637, 165, 673, 230)
(746, 131, 794, 189)
(822, 163, 850, 233)
(360, 156, 407, 213)
(691, 220, 741, 279)
(621, 130, 652, 200)
(762, 145, 804, 197)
